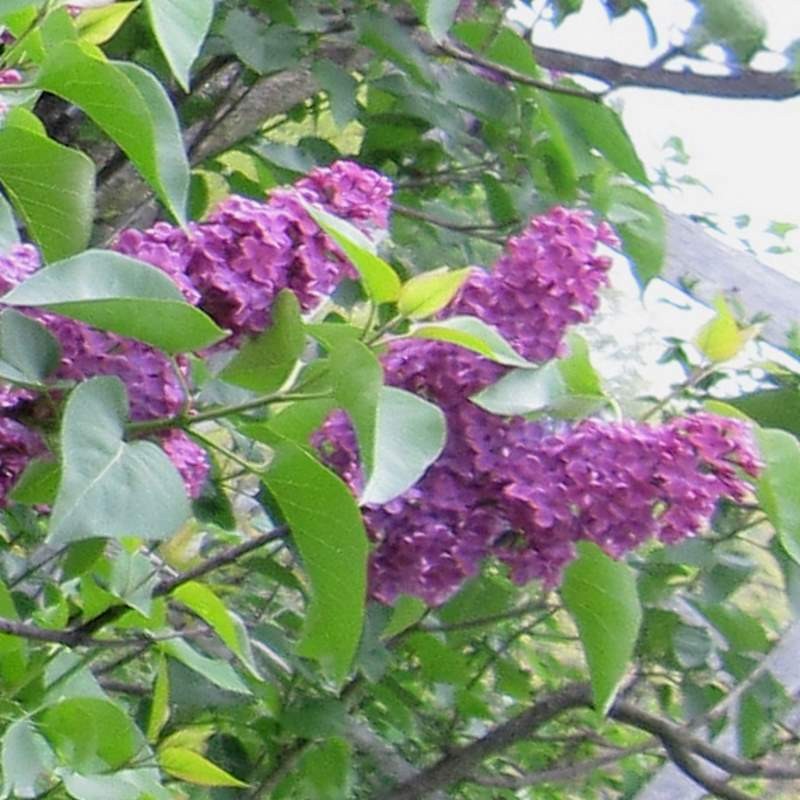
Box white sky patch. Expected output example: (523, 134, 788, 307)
(517, 0, 800, 271)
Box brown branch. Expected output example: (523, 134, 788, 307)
(376, 682, 592, 800)
(70, 526, 288, 640)
(378, 681, 800, 800)
(610, 701, 800, 781)
(392, 203, 507, 243)
(471, 741, 657, 790)
(661, 740, 756, 800)
(532, 44, 800, 100)
(437, 40, 601, 101)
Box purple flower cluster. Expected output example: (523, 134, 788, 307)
(314, 207, 760, 605)
(114, 160, 393, 343)
(0, 245, 203, 499)
(453, 206, 618, 362)
(0, 161, 392, 504)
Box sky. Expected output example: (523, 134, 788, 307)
(513, 0, 800, 394)
(523, 0, 800, 270)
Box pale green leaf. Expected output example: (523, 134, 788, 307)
(362, 387, 446, 505)
(561, 541, 642, 714)
(158, 747, 248, 788)
(303, 202, 401, 303)
(262, 439, 368, 683)
(144, 0, 214, 90)
(411, 315, 534, 368)
(49, 377, 191, 544)
(1, 249, 225, 354)
(398, 267, 471, 320)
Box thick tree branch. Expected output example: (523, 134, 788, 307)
(376, 682, 592, 800)
(378, 682, 800, 800)
(531, 45, 800, 100)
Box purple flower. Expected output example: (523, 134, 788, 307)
(160, 430, 210, 500)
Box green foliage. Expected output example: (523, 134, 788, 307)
(49, 377, 190, 543)
(562, 542, 643, 714)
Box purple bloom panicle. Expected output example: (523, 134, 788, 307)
(313, 205, 760, 605)
(113, 160, 393, 343)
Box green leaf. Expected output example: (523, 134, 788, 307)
(312, 59, 358, 129)
(482, 173, 517, 226)
(358, 10, 434, 88)
(329, 338, 383, 480)
(561, 541, 642, 714)
(1, 249, 225, 354)
(411, 315, 535, 368)
(472, 337, 607, 418)
(221, 13, 304, 75)
(49, 377, 191, 544)
(39, 697, 139, 771)
(282, 698, 346, 738)
(147, 657, 170, 743)
(115, 61, 191, 224)
(755, 427, 800, 563)
(144, 0, 213, 91)
(1, 718, 55, 799)
(672, 623, 712, 669)
(692, 0, 766, 63)
(397, 267, 471, 320)
(472, 362, 567, 416)
(382, 595, 427, 640)
(75, 1, 139, 45)
(695, 296, 753, 363)
(173, 581, 261, 677)
(403, 631, 469, 685)
(0, 124, 94, 261)
(162, 638, 251, 694)
(61, 771, 146, 800)
(594, 184, 664, 285)
(303, 202, 401, 303)
(109, 549, 159, 616)
(549, 94, 647, 184)
(0, 308, 60, 387)
(9, 458, 60, 506)
(0, 578, 27, 685)
(0, 191, 20, 250)
(695, 603, 769, 653)
(37, 41, 189, 223)
(727, 388, 800, 439)
(262, 439, 368, 683)
(362, 387, 447, 505)
(560, 333, 604, 395)
(221, 290, 304, 392)
(421, 0, 459, 42)
(300, 737, 351, 800)
(158, 747, 248, 788)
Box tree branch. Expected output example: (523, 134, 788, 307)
(71, 526, 288, 640)
(377, 682, 800, 800)
(376, 682, 592, 800)
(470, 741, 657, 790)
(531, 44, 800, 100)
(437, 41, 601, 101)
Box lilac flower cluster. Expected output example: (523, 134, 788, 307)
(0, 161, 392, 504)
(454, 206, 618, 362)
(114, 160, 393, 343)
(0, 245, 208, 499)
(315, 207, 760, 605)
